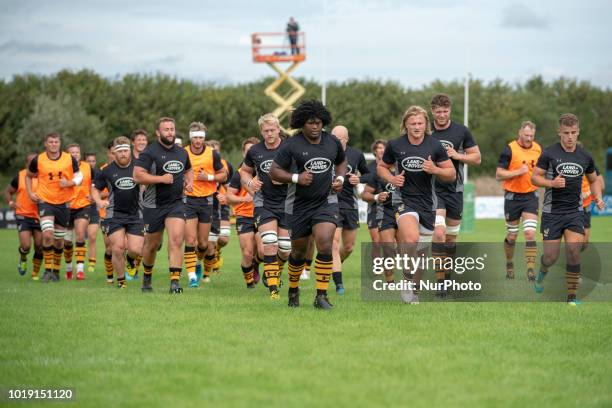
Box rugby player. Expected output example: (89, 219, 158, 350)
(26, 132, 82, 282)
(240, 113, 291, 299)
(84, 152, 100, 274)
(531, 113, 604, 305)
(496, 121, 541, 280)
(134, 117, 193, 294)
(378, 106, 455, 304)
(5, 153, 43, 279)
(270, 99, 347, 309)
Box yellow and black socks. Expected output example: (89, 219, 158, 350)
(43, 246, 54, 272)
(315, 253, 333, 294)
(288, 255, 305, 292)
(432, 242, 446, 284)
(143, 263, 153, 276)
(169, 267, 181, 281)
(304, 258, 312, 274)
(75, 242, 86, 271)
(204, 254, 215, 277)
(566, 264, 580, 302)
(63, 242, 74, 266)
(184, 246, 197, 280)
(241, 264, 255, 286)
(104, 252, 113, 282)
(504, 238, 515, 277)
(264, 254, 280, 290)
(525, 241, 537, 276)
(134, 255, 142, 272)
(19, 246, 29, 262)
(88, 256, 96, 271)
(53, 247, 62, 275)
(32, 250, 43, 276)
(117, 275, 126, 288)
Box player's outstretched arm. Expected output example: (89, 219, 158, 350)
(226, 186, 252, 204)
(91, 187, 109, 209)
(531, 167, 564, 188)
(448, 145, 481, 166)
(133, 166, 172, 186)
(496, 165, 528, 181)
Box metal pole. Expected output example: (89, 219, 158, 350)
(463, 72, 470, 182)
(321, 0, 327, 105)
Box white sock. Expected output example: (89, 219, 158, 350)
(188, 272, 197, 280)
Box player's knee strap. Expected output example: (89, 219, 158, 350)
(40, 220, 54, 232)
(446, 224, 461, 236)
(63, 230, 73, 242)
(53, 230, 66, 239)
(261, 230, 278, 245)
(505, 223, 519, 234)
(434, 215, 446, 227)
(278, 236, 291, 251)
(522, 219, 538, 232)
(219, 226, 231, 237)
(208, 232, 219, 243)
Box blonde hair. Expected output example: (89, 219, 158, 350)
(189, 121, 207, 132)
(113, 136, 131, 148)
(258, 113, 280, 128)
(400, 106, 431, 136)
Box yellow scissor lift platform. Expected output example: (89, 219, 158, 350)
(251, 32, 306, 134)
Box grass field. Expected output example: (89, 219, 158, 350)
(1, 218, 612, 407)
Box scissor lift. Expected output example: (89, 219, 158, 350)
(251, 32, 306, 134)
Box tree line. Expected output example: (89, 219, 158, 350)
(0, 69, 610, 176)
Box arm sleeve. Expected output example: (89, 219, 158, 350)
(10, 176, 18, 189)
(335, 139, 346, 165)
(229, 171, 241, 189)
(535, 149, 549, 170)
(381, 142, 395, 165)
(357, 153, 369, 175)
(273, 142, 292, 170)
(497, 145, 512, 169)
(184, 152, 192, 171)
(243, 149, 255, 168)
(226, 162, 234, 181)
(134, 150, 153, 170)
(28, 156, 38, 174)
(71, 157, 79, 173)
(585, 155, 595, 175)
(463, 128, 477, 149)
(212, 150, 223, 171)
(93, 168, 107, 190)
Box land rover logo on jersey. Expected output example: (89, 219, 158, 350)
(401, 156, 425, 172)
(385, 183, 396, 192)
(556, 162, 583, 177)
(304, 157, 332, 173)
(440, 140, 454, 150)
(347, 164, 353, 174)
(260, 160, 273, 173)
(115, 177, 135, 190)
(163, 160, 184, 173)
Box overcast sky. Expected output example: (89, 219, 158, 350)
(1, 0, 611, 88)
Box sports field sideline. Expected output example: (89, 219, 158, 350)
(1, 218, 611, 407)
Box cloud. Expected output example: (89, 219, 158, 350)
(501, 3, 549, 29)
(0, 41, 87, 56)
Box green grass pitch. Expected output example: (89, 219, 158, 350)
(1, 218, 611, 407)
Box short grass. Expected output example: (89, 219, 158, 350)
(1, 218, 611, 407)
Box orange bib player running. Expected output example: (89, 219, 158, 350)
(496, 121, 542, 281)
(26, 132, 82, 283)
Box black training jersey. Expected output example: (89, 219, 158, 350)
(382, 134, 449, 211)
(366, 168, 401, 210)
(244, 140, 288, 209)
(338, 146, 369, 210)
(431, 121, 476, 193)
(135, 140, 191, 208)
(273, 131, 346, 214)
(94, 161, 140, 218)
(364, 161, 379, 217)
(536, 142, 595, 214)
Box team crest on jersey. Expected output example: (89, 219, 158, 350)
(401, 156, 425, 172)
(304, 157, 332, 173)
(260, 160, 273, 173)
(385, 183, 396, 193)
(115, 177, 135, 190)
(555, 162, 583, 177)
(440, 140, 454, 150)
(163, 160, 184, 173)
(347, 164, 353, 174)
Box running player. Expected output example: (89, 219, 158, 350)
(378, 106, 455, 304)
(183, 122, 225, 288)
(84, 152, 100, 274)
(227, 137, 260, 288)
(63, 144, 93, 280)
(331, 125, 369, 294)
(134, 117, 193, 294)
(93, 136, 144, 288)
(26, 132, 82, 282)
(531, 113, 604, 305)
(240, 113, 291, 299)
(207, 139, 232, 277)
(5, 153, 43, 279)
(365, 140, 387, 245)
(270, 99, 347, 309)
(99, 141, 116, 283)
(496, 121, 541, 280)
(579, 150, 603, 252)
(430, 94, 480, 289)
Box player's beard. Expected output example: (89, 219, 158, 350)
(160, 134, 175, 147)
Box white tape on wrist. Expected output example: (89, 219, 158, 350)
(336, 176, 345, 184)
(207, 174, 214, 181)
(291, 174, 299, 183)
(374, 194, 380, 202)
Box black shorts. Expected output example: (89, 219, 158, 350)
(435, 191, 463, 220)
(68, 206, 91, 227)
(378, 205, 398, 232)
(142, 201, 186, 234)
(338, 208, 359, 230)
(583, 208, 592, 229)
(16, 215, 40, 232)
(101, 216, 145, 237)
(287, 204, 339, 240)
(254, 206, 288, 230)
(367, 205, 378, 229)
(185, 196, 214, 223)
(220, 204, 230, 222)
(38, 202, 70, 228)
(396, 203, 435, 234)
(88, 204, 100, 224)
(236, 216, 256, 235)
(504, 191, 539, 222)
(541, 211, 584, 241)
